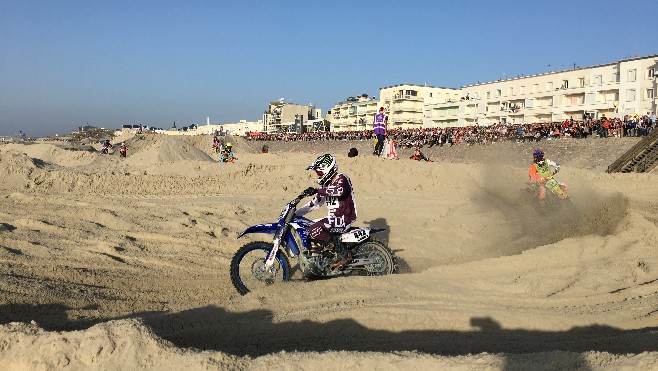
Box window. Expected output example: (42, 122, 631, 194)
(496, 89, 501, 97)
(626, 89, 636, 101)
(594, 75, 602, 84)
(520, 86, 526, 94)
(486, 91, 490, 99)
(611, 73, 619, 82)
(547, 82, 554, 90)
(405, 90, 417, 96)
(628, 69, 637, 82)
(649, 69, 655, 78)
(586, 92, 595, 104)
(579, 78, 585, 87)
(561, 80, 569, 89)
(533, 84, 539, 93)
(648, 89, 655, 99)
(508, 87, 514, 96)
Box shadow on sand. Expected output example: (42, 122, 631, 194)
(1, 303, 655, 366)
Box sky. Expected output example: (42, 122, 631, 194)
(1, 0, 656, 137)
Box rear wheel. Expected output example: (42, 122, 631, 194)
(350, 240, 396, 276)
(230, 241, 291, 295)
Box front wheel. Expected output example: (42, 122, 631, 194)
(230, 241, 291, 295)
(350, 240, 396, 276)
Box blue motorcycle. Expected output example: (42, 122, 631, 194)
(230, 188, 397, 295)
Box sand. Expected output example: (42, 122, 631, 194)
(0, 133, 656, 370)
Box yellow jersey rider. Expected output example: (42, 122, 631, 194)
(528, 148, 561, 199)
(221, 142, 235, 163)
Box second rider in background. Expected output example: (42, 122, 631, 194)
(528, 148, 561, 200)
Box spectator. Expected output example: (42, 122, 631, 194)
(372, 107, 388, 156)
(246, 118, 639, 148)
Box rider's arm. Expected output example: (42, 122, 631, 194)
(295, 194, 323, 216)
(317, 174, 348, 197)
(547, 159, 561, 175)
(528, 164, 539, 183)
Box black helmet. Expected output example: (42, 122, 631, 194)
(307, 154, 337, 186)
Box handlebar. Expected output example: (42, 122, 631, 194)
(291, 187, 317, 206)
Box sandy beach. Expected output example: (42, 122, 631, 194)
(0, 133, 657, 370)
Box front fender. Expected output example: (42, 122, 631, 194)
(237, 223, 278, 238)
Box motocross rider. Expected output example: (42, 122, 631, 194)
(101, 140, 112, 154)
(119, 142, 128, 158)
(221, 142, 235, 163)
(296, 154, 357, 267)
(528, 148, 561, 200)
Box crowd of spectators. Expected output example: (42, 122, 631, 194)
(247, 115, 656, 149)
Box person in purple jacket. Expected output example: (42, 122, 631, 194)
(296, 154, 358, 267)
(372, 107, 388, 156)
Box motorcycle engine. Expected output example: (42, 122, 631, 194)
(300, 247, 334, 277)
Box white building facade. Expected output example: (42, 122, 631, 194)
(459, 54, 657, 126)
(329, 86, 461, 132)
(329, 95, 380, 132)
(328, 54, 657, 132)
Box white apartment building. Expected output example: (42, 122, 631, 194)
(458, 54, 657, 127)
(329, 54, 657, 132)
(263, 100, 322, 133)
(329, 86, 461, 132)
(380, 84, 461, 128)
(329, 95, 380, 131)
(157, 120, 265, 137)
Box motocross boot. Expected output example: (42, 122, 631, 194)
(329, 235, 352, 268)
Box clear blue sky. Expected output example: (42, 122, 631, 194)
(1, 0, 655, 137)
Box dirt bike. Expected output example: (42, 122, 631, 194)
(526, 175, 575, 211)
(543, 176, 571, 201)
(230, 189, 397, 295)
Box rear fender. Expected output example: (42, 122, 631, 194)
(341, 227, 386, 243)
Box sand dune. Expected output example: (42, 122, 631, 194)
(0, 134, 656, 370)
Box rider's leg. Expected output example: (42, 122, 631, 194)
(307, 219, 332, 252)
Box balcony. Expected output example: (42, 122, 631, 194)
(393, 94, 423, 101)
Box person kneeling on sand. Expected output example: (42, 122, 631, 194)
(410, 148, 432, 162)
(221, 142, 236, 163)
